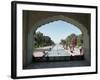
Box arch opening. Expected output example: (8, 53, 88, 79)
(32, 20, 84, 61)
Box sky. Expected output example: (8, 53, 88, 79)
(36, 20, 82, 43)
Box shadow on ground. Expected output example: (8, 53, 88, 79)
(24, 60, 90, 69)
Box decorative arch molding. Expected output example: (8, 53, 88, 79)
(27, 15, 90, 65)
(29, 15, 88, 34)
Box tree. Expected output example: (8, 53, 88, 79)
(34, 32, 44, 47)
(60, 33, 81, 48)
(34, 32, 55, 48)
(77, 34, 83, 47)
(60, 39, 66, 48)
(65, 35, 72, 47)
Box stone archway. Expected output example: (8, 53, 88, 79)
(27, 15, 90, 66)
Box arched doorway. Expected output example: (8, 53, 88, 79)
(27, 15, 90, 66)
